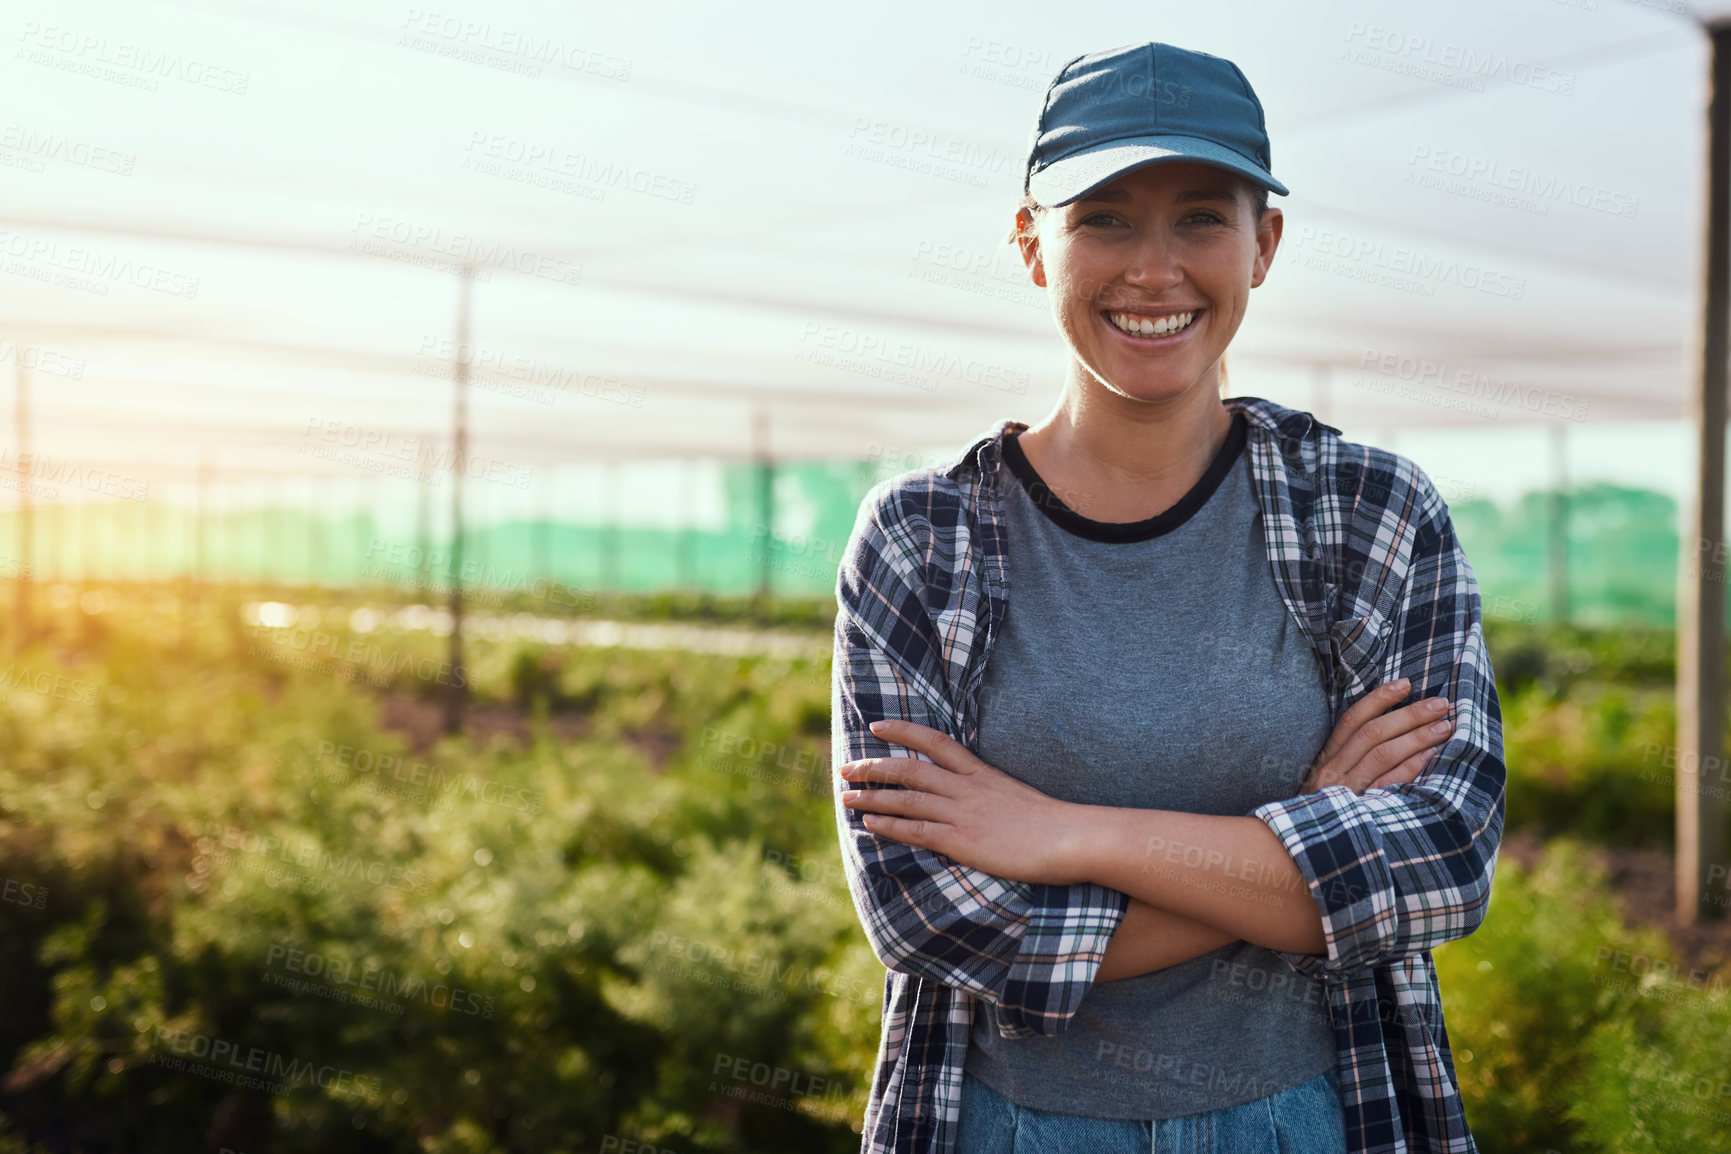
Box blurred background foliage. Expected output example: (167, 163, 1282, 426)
(0, 585, 1727, 1151)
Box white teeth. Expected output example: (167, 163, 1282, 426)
(1110, 310, 1194, 337)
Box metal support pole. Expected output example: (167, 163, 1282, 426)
(81, 492, 94, 585)
(305, 475, 319, 587)
(1678, 20, 1731, 925)
(122, 491, 131, 586)
(13, 355, 30, 642)
(355, 479, 371, 588)
(1548, 423, 1569, 625)
(46, 482, 59, 583)
(185, 457, 208, 646)
(414, 473, 431, 601)
(602, 461, 620, 591)
(472, 477, 487, 586)
(443, 265, 473, 736)
(535, 468, 552, 585)
(268, 477, 283, 591)
(752, 404, 773, 608)
(149, 486, 162, 583)
(198, 456, 210, 586)
(255, 478, 267, 587)
(678, 457, 696, 592)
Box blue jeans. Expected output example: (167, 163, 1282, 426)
(956, 1068, 1347, 1154)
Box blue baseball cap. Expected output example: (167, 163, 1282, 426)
(1024, 42, 1289, 207)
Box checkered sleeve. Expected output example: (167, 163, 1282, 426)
(1252, 459, 1506, 976)
(831, 481, 1129, 1038)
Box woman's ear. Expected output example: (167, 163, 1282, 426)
(1015, 208, 1047, 289)
(1250, 205, 1283, 289)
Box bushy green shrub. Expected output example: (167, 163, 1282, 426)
(6, 592, 1730, 1152)
(1437, 837, 1731, 1154)
(0, 598, 865, 1152)
(1568, 977, 1731, 1151)
(1499, 683, 1676, 847)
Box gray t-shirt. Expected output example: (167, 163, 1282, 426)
(963, 414, 1338, 1119)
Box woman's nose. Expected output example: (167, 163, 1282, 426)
(1120, 235, 1183, 289)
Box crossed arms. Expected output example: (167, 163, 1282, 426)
(830, 477, 1505, 1035)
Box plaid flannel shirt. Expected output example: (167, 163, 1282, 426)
(829, 395, 1505, 1154)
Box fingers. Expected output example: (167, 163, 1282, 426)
(841, 785, 923, 818)
(841, 776, 954, 834)
(1316, 679, 1411, 762)
(855, 812, 938, 851)
(839, 756, 946, 791)
(840, 757, 910, 785)
(869, 718, 948, 749)
(867, 718, 986, 773)
(845, 795, 943, 851)
(840, 756, 963, 820)
(1348, 715, 1450, 792)
(1341, 712, 1451, 792)
(1330, 695, 1450, 780)
(1369, 746, 1440, 792)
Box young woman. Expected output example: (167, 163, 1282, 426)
(829, 42, 1504, 1154)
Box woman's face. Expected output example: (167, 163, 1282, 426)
(1016, 161, 1282, 405)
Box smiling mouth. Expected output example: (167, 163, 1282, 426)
(1104, 309, 1201, 339)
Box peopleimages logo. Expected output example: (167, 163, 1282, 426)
(0, 448, 149, 501)
(348, 212, 582, 286)
(1342, 22, 1576, 96)
(0, 123, 136, 175)
(16, 22, 251, 95)
(264, 941, 496, 1018)
(299, 417, 535, 490)
(795, 323, 1029, 394)
(316, 739, 544, 815)
(1357, 347, 1589, 422)
(412, 337, 645, 407)
(0, 228, 199, 298)
(200, 822, 432, 895)
(462, 131, 695, 204)
(1407, 146, 1639, 220)
(397, 8, 632, 81)
(151, 1027, 384, 1098)
(956, 37, 1059, 92)
(843, 117, 1014, 190)
(1289, 225, 1526, 300)
(0, 340, 86, 379)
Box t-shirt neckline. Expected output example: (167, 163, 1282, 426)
(1000, 411, 1248, 544)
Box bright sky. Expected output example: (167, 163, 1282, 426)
(0, 0, 1717, 512)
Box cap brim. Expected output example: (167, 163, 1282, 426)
(1028, 135, 1290, 206)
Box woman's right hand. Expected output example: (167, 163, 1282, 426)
(1302, 678, 1452, 795)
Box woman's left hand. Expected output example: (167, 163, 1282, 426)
(839, 718, 1087, 886)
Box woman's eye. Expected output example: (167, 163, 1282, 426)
(1079, 210, 1225, 228)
